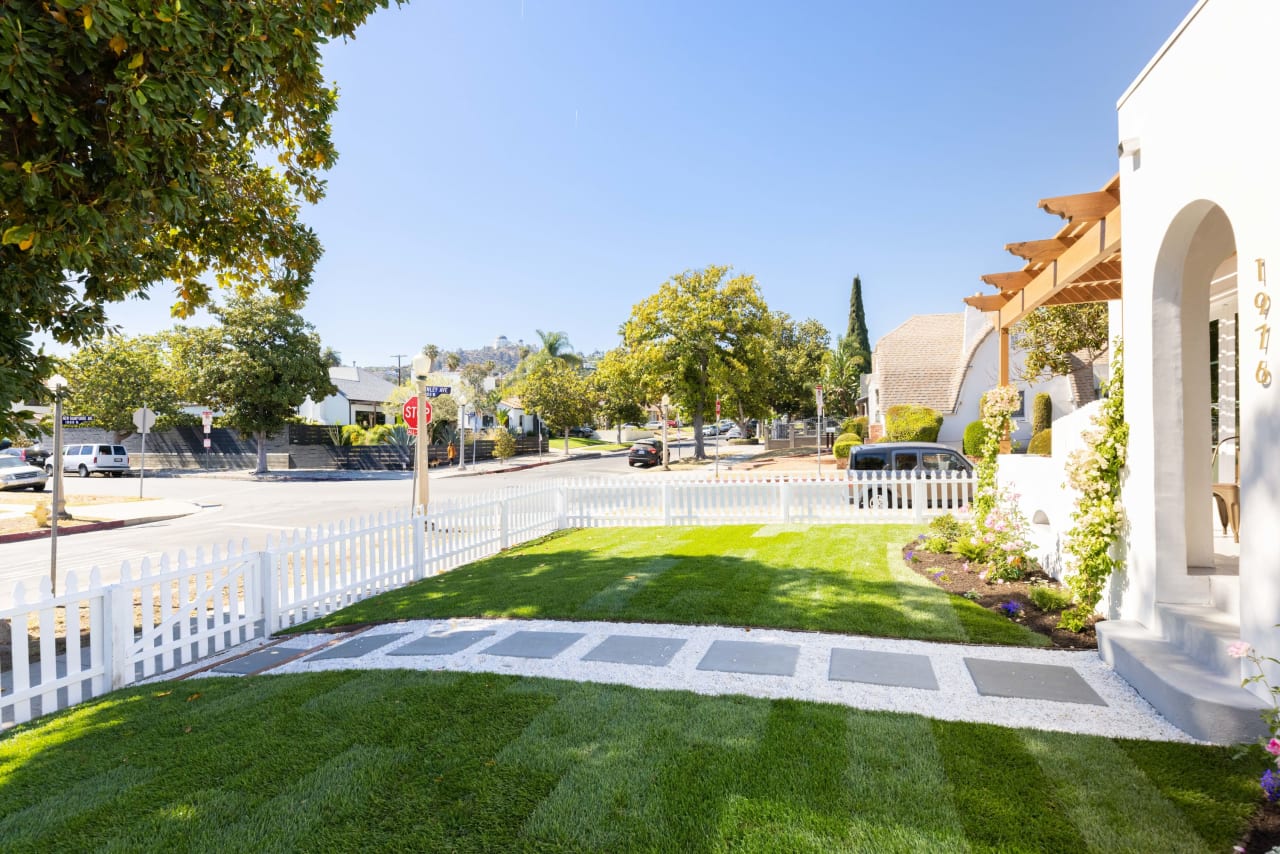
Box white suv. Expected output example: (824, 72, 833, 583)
(63, 444, 131, 477)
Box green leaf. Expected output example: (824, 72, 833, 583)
(2, 225, 35, 246)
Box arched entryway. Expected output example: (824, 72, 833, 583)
(1151, 202, 1239, 580)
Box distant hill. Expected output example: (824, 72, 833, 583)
(359, 343, 529, 386)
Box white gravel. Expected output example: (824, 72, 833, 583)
(245, 617, 1201, 743)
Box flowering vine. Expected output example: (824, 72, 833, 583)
(974, 384, 1020, 521)
(960, 385, 1034, 581)
(1228, 637, 1280, 804)
(1060, 340, 1128, 632)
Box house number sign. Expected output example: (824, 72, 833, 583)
(1257, 259, 1272, 387)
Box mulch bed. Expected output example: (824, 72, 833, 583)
(901, 543, 1098, 650)
(1240, 801, 1280, 853)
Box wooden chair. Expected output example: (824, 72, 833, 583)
(1211, 436, 1239, 543)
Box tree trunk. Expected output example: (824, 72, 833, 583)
(563, 428, 570, 455)
(254, 430, 268, 475)
(692, 411, 705, 460)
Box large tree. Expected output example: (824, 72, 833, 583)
(196, 296, 335, 474)
(823, 335, 867, 418)
(64, 333, 180, 440)
(0, 0, 400, 437)
(516, 358, 593, 454)
(591, 347, 649, 442)
(623, 266, 769, 459)
(1012, 304, 1110, 382)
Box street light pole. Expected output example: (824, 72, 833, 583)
(412, 354, 431, 512)
(661, 394, 671, 471)
(45, 373, 69, 596)
(456, 392, 469, 472)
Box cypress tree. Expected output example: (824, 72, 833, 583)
(847, 275, 871, 355)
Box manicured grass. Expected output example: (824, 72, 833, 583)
(548, 437, 630, 452)
(296, 524, 1049, 645)
(0, 671, 1264, 852)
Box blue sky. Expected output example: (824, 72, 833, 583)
(103, 0, 1193, 366)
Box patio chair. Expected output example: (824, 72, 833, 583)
(1210, 436, 1239, 543)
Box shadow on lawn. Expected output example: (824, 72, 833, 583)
(290, 542, 1043, 646)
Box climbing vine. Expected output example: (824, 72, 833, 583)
(973, 384, 1020, 521)
(1060, 340, 1128, 631)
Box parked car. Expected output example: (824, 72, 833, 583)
(627, 439, 664, 468)
(0, 443, 51, 472)
(701, 424, 718, 437)
(0, 455, 48, 491)
(568, 425, 596, 438)
(716, 419, 736, 434)
(724, 427, 742, 439)
(847, 442, 973, 508)
(63, 443, 131, 477)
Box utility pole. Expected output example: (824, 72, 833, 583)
(391, 354, 408, 386)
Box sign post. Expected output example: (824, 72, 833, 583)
(133, 405, 156, 497)
(814, 385, 824, 476)
(201, 409, 213, 467)
(714, 397, 721, 479)
(403, 396, 433, 510)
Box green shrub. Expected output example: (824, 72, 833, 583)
(884, 405, 942, 442)
(962, 420, 988, 456)
(364, 424, 394, 445)
(951, 535, 986, 563)
(839, 416, 869, 441)
(492, 430, 517, 460)
(927, 513, 967, 547)
(832, 432, 861, 460)
(1032, 392, 1052, 436)
(340, 424, 366, 446)
(1027, 428, 1052, 456)
(728, 437, 759, 445)
(1028, 586, 1072, 613)
(920, 536, 951, 554)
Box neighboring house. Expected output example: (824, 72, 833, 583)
(297, 366, 397, 427)
(499, 397, 537, 435)
(863, 308, 1103, 449)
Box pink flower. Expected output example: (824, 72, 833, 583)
(1267, 738, 1280, 757)
(1228, 641, 1252, 659)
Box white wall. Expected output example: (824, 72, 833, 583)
(298, 394, 353, 426)
(1117, 0, 1280, 686)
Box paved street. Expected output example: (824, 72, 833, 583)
(0, 437, 762, 597)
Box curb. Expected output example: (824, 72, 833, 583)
(0, 513, 192, 545)
(444, 452, 605, 478)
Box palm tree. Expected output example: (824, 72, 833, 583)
(535, 329, 582, 368)
(445, 351, 462, 372)
(421, 344, 440, 371)
(320, 346, 343, 367)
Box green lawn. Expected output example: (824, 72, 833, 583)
(547, 436, 630, 452)
(295, 524, 1049, 646)
(0, 671, 1264, 852)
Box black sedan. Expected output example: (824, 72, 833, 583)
(627, 439, 664, 468)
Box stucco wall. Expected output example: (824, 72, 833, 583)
(1117, 0, 1280, 686)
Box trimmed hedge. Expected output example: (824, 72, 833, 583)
(1032, 392, 1052, 436)
(832, 432, 861, 460)
(1027, 428, 1052, 456)
(839, 416, 869, 441)
(962, 420, 988, 456)
(884, 405, 942, 443)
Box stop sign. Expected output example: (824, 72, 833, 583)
(402, 398, 432, 432)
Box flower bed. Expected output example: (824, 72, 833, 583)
(901, 541, 1097, 650)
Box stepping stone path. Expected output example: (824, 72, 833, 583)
(188, 619, 1200, 742)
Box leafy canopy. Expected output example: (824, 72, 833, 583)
(64, 332, 180, 439)
(1012, 304, 1109, 381)
(0, 0, 399, 435)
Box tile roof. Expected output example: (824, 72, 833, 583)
(328, 366, 397, 404)
(872, 313, 971, 414)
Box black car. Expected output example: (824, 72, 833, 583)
(627, 439, 664, 468)
(568, 425, 596, 438)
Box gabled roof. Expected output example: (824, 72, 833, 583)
(329, 366, 396, 404)
(873, 313, 968, 414)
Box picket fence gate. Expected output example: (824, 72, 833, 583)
(0, 471, 972, 726)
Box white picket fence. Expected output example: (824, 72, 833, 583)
(0, 472, 972, 726)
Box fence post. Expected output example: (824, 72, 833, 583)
(103, 582, 133, 690)
(912, 472, 926, 523)
(662, 484, 673, 526)
(556, 486, 568, 530)
(258, 549, 277, 636)
(779, 482, 791, 523)
(500, 501, 511, 550)
(413, 512, 426, 580)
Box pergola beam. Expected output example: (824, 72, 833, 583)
(997, 206, 1122, 330)
(963, 294, 1011, 312)
(1004, 237, 1074, 264)
(1038, 189, 1120, 222)
(980, 271, 1034, 291)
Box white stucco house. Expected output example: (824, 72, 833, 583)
(862, 308, 1101, 450)
(297, 366, 396, 427)
(977, 0, 1277, 743)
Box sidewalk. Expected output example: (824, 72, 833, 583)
(187, 616, 1199, 743)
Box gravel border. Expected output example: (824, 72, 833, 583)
(245, 617, 1200, 743)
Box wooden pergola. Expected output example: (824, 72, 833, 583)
(964, 174, 1122, 389)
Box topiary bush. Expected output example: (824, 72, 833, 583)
(1032, 392, 1052, 436)
(832, 432, 861, 461)
(1027, 428, 1052, 455)
(839, 416, 869, 441)
(492, 430, 516, 460)
(885, 405, 942, 442)
(962, 420, 988, 456)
